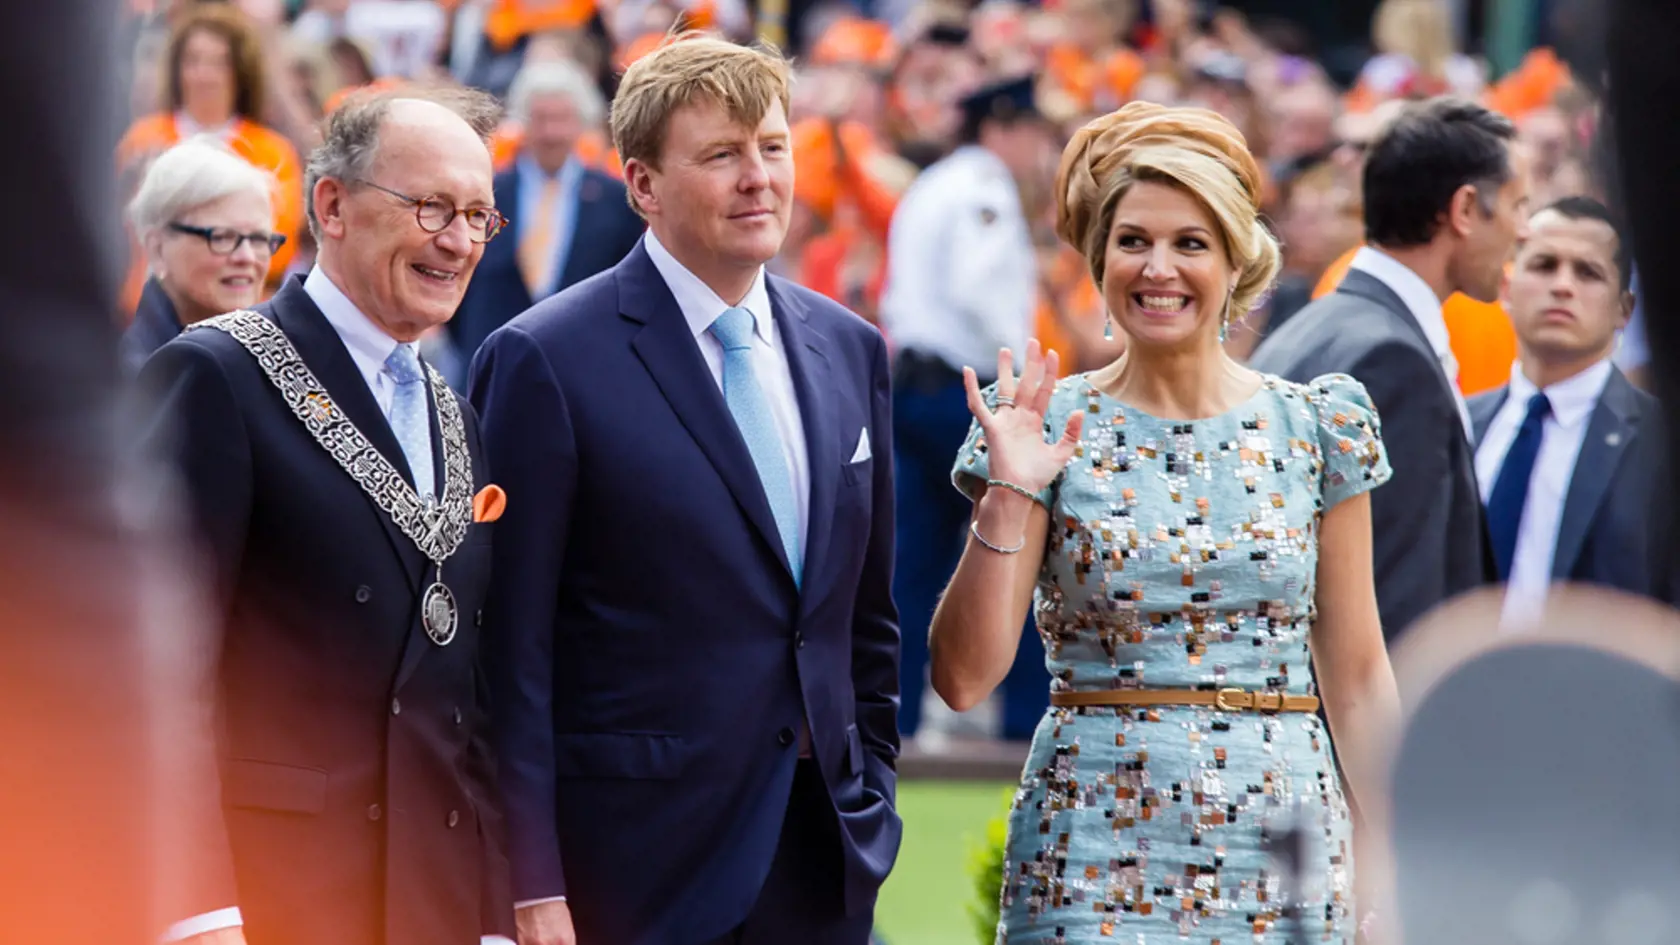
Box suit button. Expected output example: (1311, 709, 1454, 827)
(793, 630, 805, 649)
(355, 585, 372, 604)
(391, 698, 401, 716)
(447, 809, 460, 828)
(366, 804, 382, 821)
(777, 727, 795, 746)
(453, 707, 463, 726)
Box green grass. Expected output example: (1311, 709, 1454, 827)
(874, 780, 1014, 945)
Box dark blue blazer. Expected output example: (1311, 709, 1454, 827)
(136, 277, 514, 945)
(450, 166, 644, 363)
(120, 276, 184, 376)
(1469, 365, 1674, 603)
(469, 239, 902, 945)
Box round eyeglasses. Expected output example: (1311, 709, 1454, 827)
(354, 180, 508, 243)
(167, 222, 287, 255)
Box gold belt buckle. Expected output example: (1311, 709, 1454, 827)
(1214, 688, 1248, 712)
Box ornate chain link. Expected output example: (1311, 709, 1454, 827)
(189, 310, 472, 566)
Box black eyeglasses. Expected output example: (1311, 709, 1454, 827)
(354, 180, 508, 243)
(167, 222, 287, 256)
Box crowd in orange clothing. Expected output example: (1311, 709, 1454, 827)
(116, 0, 1621, 399)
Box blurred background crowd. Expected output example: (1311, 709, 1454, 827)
(108, 1, 1632, 940)
(116, 0, 1630, 396)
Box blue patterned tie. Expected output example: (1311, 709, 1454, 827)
(383, 344, 435, 500)
(709, 307, 801, 585)
(1486, 391, 1551, 580)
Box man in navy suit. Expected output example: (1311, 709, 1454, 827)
(450, 58, 644, 370)
(1470, 196, 1672, 619)
(470, 34, 901, 945)
(137, 89, 515, 945)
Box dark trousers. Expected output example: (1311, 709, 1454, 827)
(700, 760, 874, 945)
(891, 355, 1047, 740)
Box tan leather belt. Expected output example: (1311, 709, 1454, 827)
(1049, 687, 1320, 713)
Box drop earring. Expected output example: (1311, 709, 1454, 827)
(1218, 289, 1234, 343)
(1103, 312, 1114, 341)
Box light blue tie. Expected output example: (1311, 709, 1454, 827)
(383, 344, 435, 500)
(709, 307, 801, 585)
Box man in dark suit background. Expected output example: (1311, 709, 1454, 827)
(1470, 196, 1670, 616)
(449, 58, 644, 372)
(471, 33, 900, 945)
(137, 87, 515, 945)
(1249, 97, 1529, 644)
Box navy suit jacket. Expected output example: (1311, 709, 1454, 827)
(1249, 268, 1494, 642)
(1469, 365, 1675, 602)
(469, 240, 902, 945)
(450, 165, 644, 362)
(136, 278, 514, 945)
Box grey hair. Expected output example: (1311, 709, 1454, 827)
(304, 84, 505, 239)
(126, 134, 275, 240)
(506, 59, 605, 128)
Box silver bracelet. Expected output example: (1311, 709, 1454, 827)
(969, 519, 1026, 554)
(986, 478, 1039, 503)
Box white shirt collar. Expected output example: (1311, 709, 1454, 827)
(642, 228, 774, 345)
(1349, 245, 1453, 359)
(1507, 357, 1614, 431)
(303, 266, 407, 389)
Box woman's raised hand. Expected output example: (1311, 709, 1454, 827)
(963, 339, 1084, 498)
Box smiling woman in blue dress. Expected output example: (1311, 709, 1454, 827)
(929, 101, 1404, 944)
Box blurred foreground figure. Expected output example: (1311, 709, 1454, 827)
(0, 1, 221, 942)
(1387, 587, 1680, 944)
(1607, 0, 1680, 585)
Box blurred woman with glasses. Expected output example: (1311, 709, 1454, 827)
(118, 2, 303, 317)
(122, 135, 282, 375)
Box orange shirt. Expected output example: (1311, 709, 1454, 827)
(116, 114, 305, 317)
(1311, 246, 1517, 397)
(483, 0, 596, 51)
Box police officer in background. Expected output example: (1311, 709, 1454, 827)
(879, 75, 1056, 745)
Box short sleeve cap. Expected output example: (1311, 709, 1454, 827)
(1310, 373, 1393, 510)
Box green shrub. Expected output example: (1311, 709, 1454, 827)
(965, 786, 1015, 945)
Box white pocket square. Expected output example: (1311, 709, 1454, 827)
(850, 428, 872, 463)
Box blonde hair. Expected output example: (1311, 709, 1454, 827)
(609, 31, 793, 177)
(1373, 0, 1454, 82)
(1055, 101, 1281, 325)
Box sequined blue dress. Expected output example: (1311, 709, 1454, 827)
(953, 372, 1392, 944)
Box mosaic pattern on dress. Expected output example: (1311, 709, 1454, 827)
(953, 372, 1391, 944)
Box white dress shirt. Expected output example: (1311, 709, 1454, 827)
(1348, 246, 1475, 436)
(643, 228, 811, 563)
(1474, 358, 1614, 626)
(878, 144, 1036, 373)
(163, 268, 512, 945)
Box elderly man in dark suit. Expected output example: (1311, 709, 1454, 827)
(1250, 97, 1530, 644)
(136, 87, 515, 945)
(449, 58, 644, 371)
(1469, 196, 1671, 616)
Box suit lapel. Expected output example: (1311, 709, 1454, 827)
(556, 169, 596, 289)
(771, 277, 839, 606)
(270, 280, 426, 587)
(620, 243, 796, 582)
(1470, 387, 1508, 445)
(1552, 368, 1640, 578)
